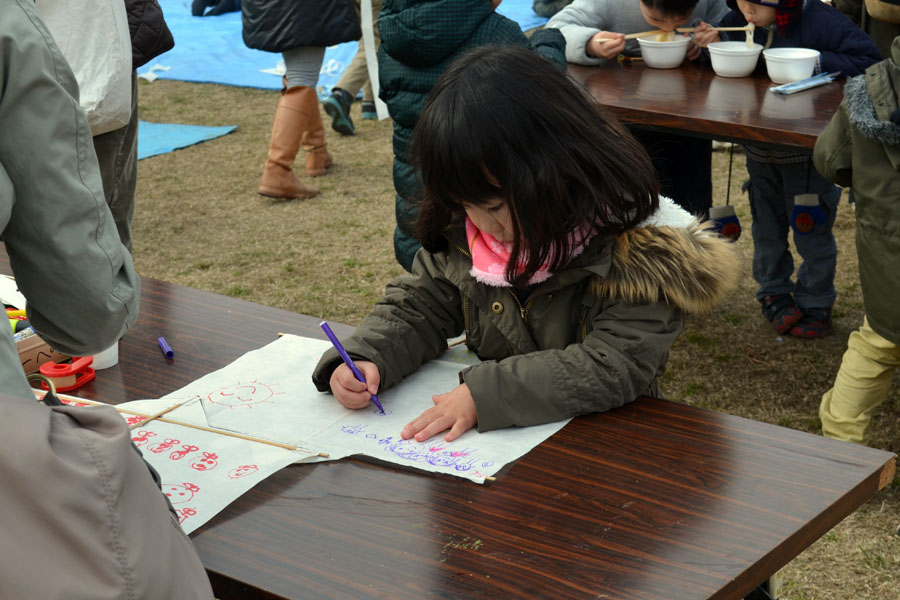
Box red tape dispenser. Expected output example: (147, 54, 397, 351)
(39, 356, 95, 392)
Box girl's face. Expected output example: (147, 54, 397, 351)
(638, 4, 691, 32)
(735, 0, 776, 27)
(464, 198, 514, 243)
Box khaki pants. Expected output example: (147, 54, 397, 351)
(820, 316, 900, 444)
(335, 0, 382, 101)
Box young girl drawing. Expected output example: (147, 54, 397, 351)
(312, 46, 739, 443)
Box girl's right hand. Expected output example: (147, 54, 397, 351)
(330, 361, 381, 410)
(587, 31, 625, 59)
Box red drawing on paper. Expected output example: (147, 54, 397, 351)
(163, 482, 200, 505)
(132, 430, 157, 447)
(125, 415, 146, 426)
(190, 452, 219, 471)
(205, 380, 283, 409)
(176, 507, 197, 524)
(60, 398, 89, 407)
(148, 438, 180, 454)
(170, 444, 199, 461)
(227, 465, 258, 479)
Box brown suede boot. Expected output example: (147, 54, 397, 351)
(257, 86, 320, 199)
(301, 92, 333, 177)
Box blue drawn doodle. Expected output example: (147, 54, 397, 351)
(340, 425, 488, 472)
(373, 408, 392, 416)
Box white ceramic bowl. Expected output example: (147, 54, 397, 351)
(708, 41, 763, 78)
(762, 47, 820, 84)
(636, 36, 690, 69)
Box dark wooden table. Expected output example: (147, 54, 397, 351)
(4, 253, 894, 600)
(568, 60, 845, 152)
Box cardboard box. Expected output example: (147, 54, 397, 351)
(17, 333, 69, 375)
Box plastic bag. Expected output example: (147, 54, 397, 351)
(36, 0, 133, 136)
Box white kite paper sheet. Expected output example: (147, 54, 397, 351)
(158, 334, 570, 485)
(115, 396, 315, 534)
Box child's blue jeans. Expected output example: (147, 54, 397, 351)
(745, 157, 841, 310)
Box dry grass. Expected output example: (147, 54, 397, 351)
(134, 78, 898, 600)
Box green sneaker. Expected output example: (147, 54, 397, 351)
(361, 101, 377, 120)
(323, 89, 354, 135)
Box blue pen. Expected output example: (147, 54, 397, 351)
(320, 321, 384, 413)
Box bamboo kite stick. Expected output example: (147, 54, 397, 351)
(38, 391, 329, 456)
(129, 400, 185, 429)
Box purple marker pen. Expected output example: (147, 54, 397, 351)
(158, 336, 174, 359)
(320, 321, 384, 413)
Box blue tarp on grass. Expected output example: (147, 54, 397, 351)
(137, 121, 237, 160)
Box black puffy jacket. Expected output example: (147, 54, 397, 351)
(242, 0, 360, 52)
(125, 0, 174, 69)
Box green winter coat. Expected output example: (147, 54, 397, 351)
(814, 36, 900, 345)
(378, 0, 566, 271)
(313, 199, 740, 432)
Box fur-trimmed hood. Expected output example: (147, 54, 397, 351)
(594, 197, 741, 314)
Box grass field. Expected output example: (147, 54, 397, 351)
(134, 78, 899, 600)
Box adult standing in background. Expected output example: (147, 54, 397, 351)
(36, 0, 173, 253)
(0, 1, 213, 598)
(242, 0, 361, 200)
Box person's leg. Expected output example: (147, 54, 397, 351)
(283, 46, 333, 177)
(92, 70, 138, 252)
(820, 317, 900, 444)
(745, 157, 804, 333)
(324, 1, 369, 134)
(258, 47, 326, 199)
(789, 163, 840, 311)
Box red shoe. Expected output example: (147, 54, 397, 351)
(789, 308, 832, 339)
(760, 294, 803, 334)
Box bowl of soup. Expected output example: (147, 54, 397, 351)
(708, 41, 763, 78)
(636, 35, 690, 69)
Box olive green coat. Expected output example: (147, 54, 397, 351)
(313, 199, 739, 432)
(814, 36, 900, 344)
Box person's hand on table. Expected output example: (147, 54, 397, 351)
(330, 361, 381, 409)
(587, 31, 625, 59)
(401, 383, 477, 443)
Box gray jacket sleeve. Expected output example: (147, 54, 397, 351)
(546, 0, 611, 65)
(0, 0, 140, 366)
(0, 395, 214, 600)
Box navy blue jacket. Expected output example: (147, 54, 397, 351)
(720, 0, 882, 77)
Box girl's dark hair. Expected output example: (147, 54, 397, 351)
(412, 45, 659, 286)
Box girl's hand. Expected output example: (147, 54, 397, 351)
(401, 383, 477, 443)
(688, 22, 720, 54)
(587, 31, 625, 59)
(330, 361, 380, 410)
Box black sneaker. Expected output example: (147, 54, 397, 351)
(789, 307, 832, 339)
(760, 294, 803, 334)
(323, 88, 355, 135)
(361, 100, 377, 120)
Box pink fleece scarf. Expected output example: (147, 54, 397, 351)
(465, 217, 594, 287)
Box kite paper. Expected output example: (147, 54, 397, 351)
(114, 396, 316, 534)
(159, 334, 570, 484)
